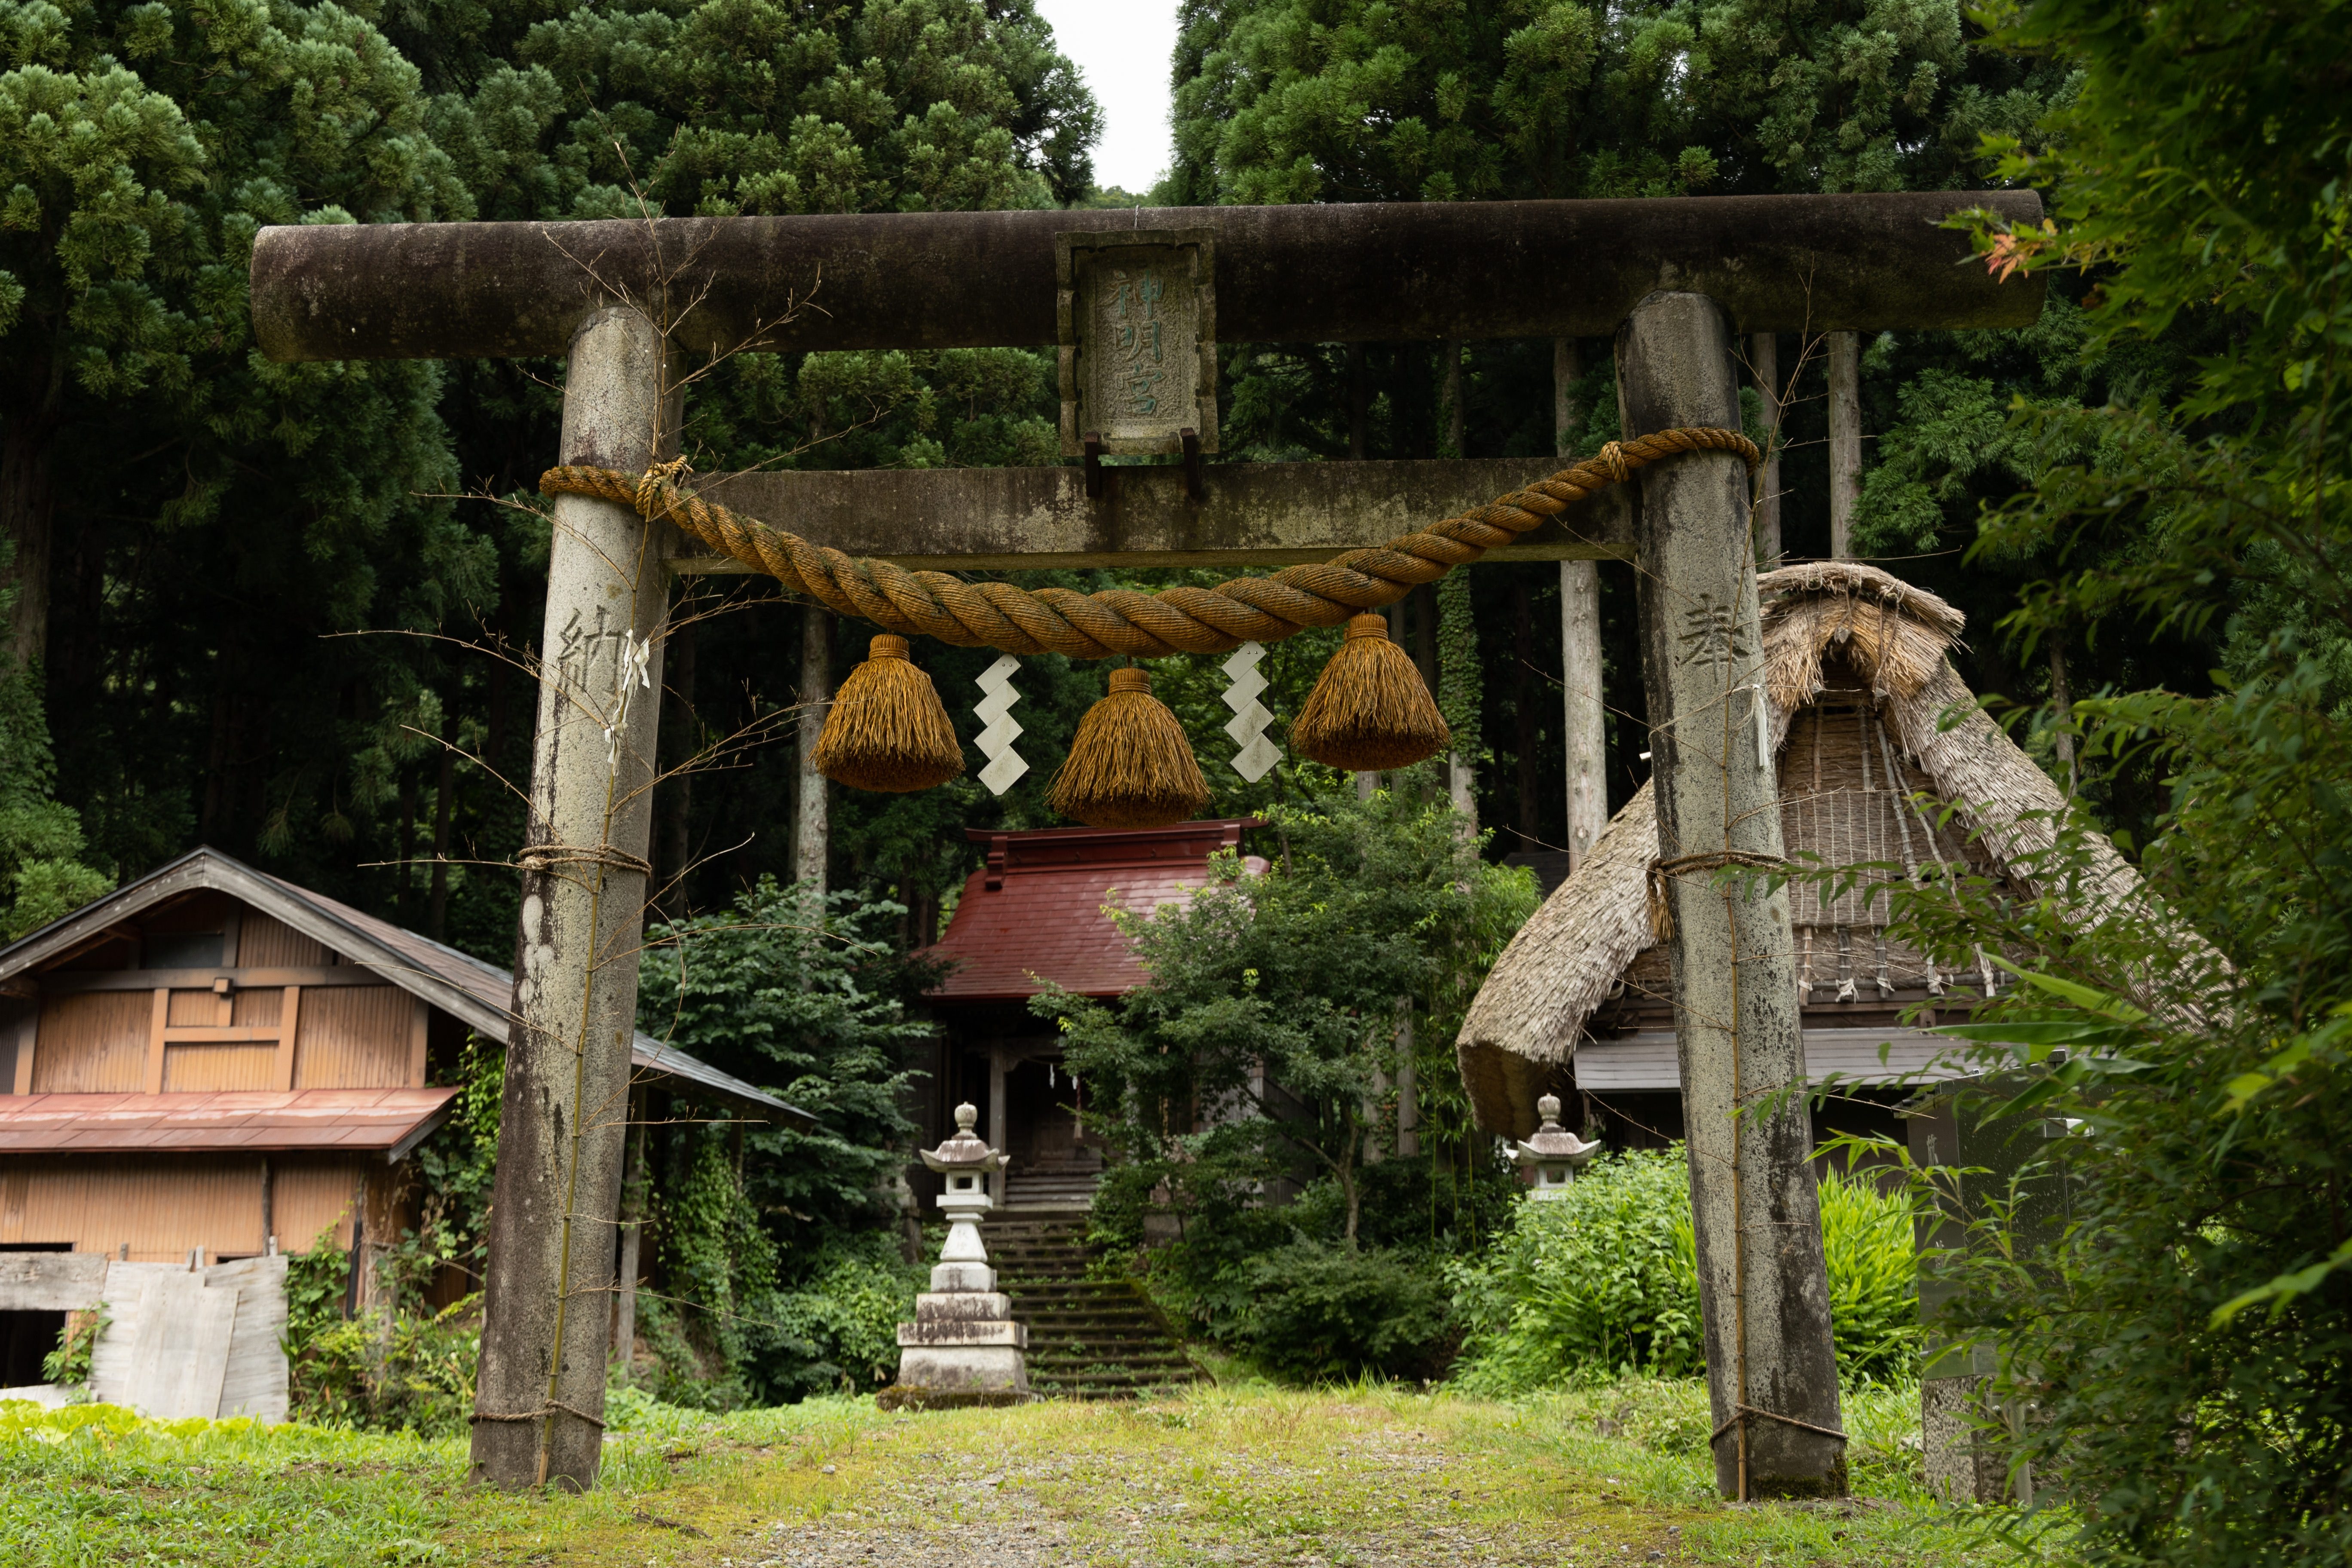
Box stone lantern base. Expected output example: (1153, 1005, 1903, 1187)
(876, 1255, 1032, 1411)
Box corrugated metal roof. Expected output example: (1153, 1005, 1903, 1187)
(0, 1089, 459, 1159)
(925, 821, 1265, 1002)
(1572, 1028, 1976, 1092)
(0, 848, 809, 1123)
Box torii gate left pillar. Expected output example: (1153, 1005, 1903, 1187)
(251, 192, 2041, 1491)
(473, 304, 678, 1489)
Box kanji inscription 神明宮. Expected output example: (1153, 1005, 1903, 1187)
(1057, 228, 1217, 456)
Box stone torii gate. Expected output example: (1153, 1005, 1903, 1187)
(250, 190, 2041, 1494)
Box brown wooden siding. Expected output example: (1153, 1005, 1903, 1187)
(229, 988, 284, 1029)
(238, 913, 331, 969)
(31, 992, 149, 1093)
(292, 986, 414, 1089)
(161, 1043, 279, 1093)
(272, 1158, 370, 1252)
(0, 1153, 384, 1259)
(166, 988, 221, 1027)
(0, 1155, 266, 1260)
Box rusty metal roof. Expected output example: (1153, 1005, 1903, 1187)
(0, 1088, 459, 1160)
(0, 848, 808, 1123)
(925, 821, 1265, 1003)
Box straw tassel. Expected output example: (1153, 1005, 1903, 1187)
(1048, 666, 1210, 830)
(811, 634, 965, 793)
(1289, 613, 1449, 772)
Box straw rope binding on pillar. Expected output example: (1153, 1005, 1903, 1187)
(810, 634, 965, 792)
(1048, 666, 1210, 830)
(1644, 851, 1789, 940)
(541, 429, 1758, 660)
(1291, 613, 1449, 771)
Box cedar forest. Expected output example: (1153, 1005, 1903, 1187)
(2, 2, 2347, 1566)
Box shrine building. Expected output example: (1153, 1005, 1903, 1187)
(915, 820, 1265, 1215)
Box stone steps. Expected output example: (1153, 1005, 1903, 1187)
(985, 1215, 1205, 1402)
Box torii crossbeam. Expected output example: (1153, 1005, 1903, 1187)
(251, 190, 2042, 1495)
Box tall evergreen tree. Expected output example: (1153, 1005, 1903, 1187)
(1, 0, 482, 916)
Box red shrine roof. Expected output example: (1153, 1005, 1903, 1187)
(924, 821, 1267, 1002)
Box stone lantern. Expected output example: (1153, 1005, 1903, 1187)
(881, 1102, 1029, 1408)
(1511, 1094, 1602, 1199)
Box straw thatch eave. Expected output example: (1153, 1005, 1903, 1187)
(1457, 784, 1657, 1140)
(1456, 561, 2143, 1139)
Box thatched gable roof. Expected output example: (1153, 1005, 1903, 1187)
(1457, 561, 2140, 1137)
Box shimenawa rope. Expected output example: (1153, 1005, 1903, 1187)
(537, 428, 1760, 659)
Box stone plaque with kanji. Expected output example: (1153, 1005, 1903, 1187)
(1057, 228, 1217, 456)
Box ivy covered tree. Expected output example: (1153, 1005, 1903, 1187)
(632, 877, 940, 1401)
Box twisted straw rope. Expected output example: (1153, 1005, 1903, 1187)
(540, 427, 1758, 660)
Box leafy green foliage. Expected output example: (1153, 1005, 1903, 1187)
(1847, 2, 2352, 1557)
(1, 0, 494, 932)
(407, 1034, 503, 1288)
(764, 1239, 930, 1396)
(1039, 783, 1533, 1381)
(407, 0, 1097, 220)
(1449, 1150, 1706, 1386)
(1449, 1150, 1920, 1393)
(39, 1305, 101, 1387)
(0, 585, 107, 936)
(1227, 1240, 1453, 1384)
(633, 878, 933, 1402)
(284, 1231, 481, 1436)
(1042, 783, 1536, 1247)
(1169, 0, 2034, 208)
(1816, 1156, 1924, 1381)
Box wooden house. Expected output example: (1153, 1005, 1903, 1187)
(1457, 561, 2140, 1148)
(0, 848, 791, 1388)
(917, 821, 1265, 1212)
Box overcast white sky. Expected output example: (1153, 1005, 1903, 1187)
(1034, 0, 1182, 195)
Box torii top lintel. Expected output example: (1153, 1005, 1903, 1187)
(251, 190, 2042, 364)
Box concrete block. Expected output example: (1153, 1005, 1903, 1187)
(929, 1262, 995, 1292)
(897, 1320, 1029, 1349)
(915, 1291, 1013, 1323)
(895, 1345, 1031, 1396)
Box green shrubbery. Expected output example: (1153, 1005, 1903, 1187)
(284, 1237, 479, 1437)
(634, 879, 934, 1404)
(1448, 1149, 1705, 1387)
(1449, 1148, 1919, 1394)
(1228, 1240, 1455, 1384)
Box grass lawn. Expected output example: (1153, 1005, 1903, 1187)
(2, 1381, 2015, 1566)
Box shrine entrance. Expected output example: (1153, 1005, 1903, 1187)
(249, 190, 2045, 1495)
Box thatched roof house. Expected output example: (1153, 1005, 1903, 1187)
(1458, 561, 2138, 1142)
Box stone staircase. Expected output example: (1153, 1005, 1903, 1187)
(1001, 1171, 1102, 1212)
(986, 1213, 1206, 1400)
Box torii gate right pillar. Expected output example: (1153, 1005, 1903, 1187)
(1620, 291, 1846, 1499)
